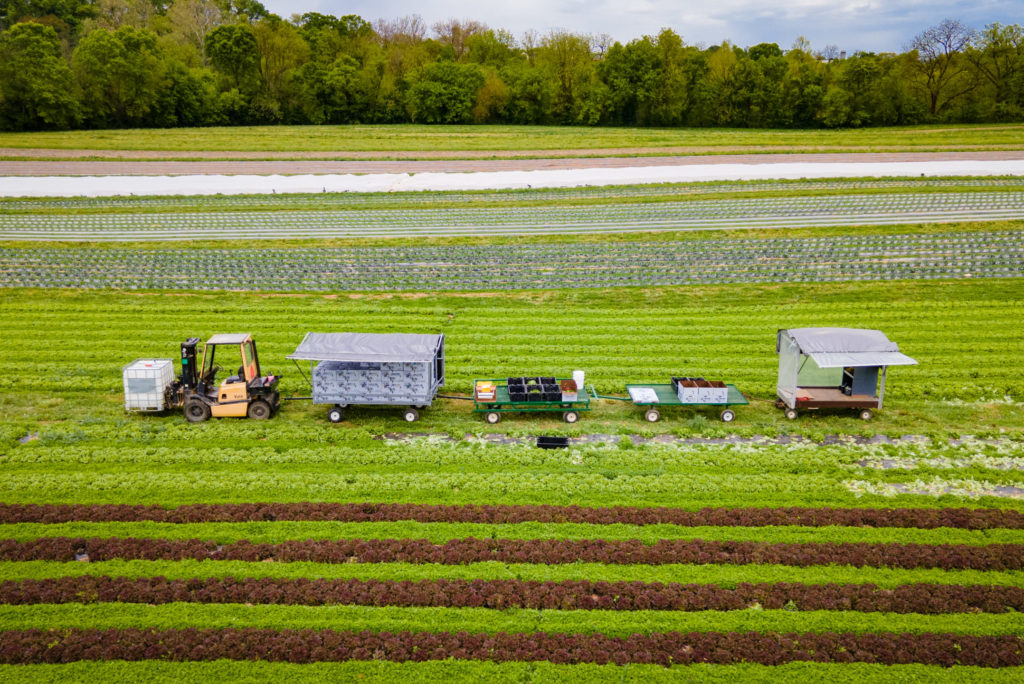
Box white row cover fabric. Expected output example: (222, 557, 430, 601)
(779, 328, 917, 368)
(288, 332, 442, 363)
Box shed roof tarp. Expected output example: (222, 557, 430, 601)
(780, 327, 917, 368)
(288, 332, 442, 363)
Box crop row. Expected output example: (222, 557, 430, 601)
(2, 628, 1022, 667)
(2, 231, 1021, 291)
(5, 198, 1024, 242)
(4, 576, 1022, 614)
(4, 178, 1021, 213)
(3, 502, 1021, 530)
(6, 537, 1023, 571)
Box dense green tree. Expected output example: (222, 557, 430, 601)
(0, 21, 78, 128)
(204, 22, 258, 89)
(406, 59, 485, 123)
(72, 25, 166, 126)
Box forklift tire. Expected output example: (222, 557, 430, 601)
(563, 410, 580, 424)
(327, 406, 344, 423)
(644, 409, 660, 423)
(784, 408, 799, 420)
(184, 399, 211, 423)
(720, 409, 736, 422)
(859, 409, 873, 421)
(403, 408, 420, 422)
(247, 400, 272, 420)
(485, 411, 501, 424)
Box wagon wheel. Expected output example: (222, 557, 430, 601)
(644, 408, 660, 423)
(784, 408, 798, 420)
(184, 399, 210, 423)
(247, 399, 271, 420)
(720, 409, 736, 423)
(485, 411, 501, 424)
(327, 406, 344, 423)
(403, 408, 420, 422)
(563, 410, 580, 424)
(859, 409, 873, 421)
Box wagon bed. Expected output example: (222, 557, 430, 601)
(606, 383, 748, 422)
(473, 379, 596, 424)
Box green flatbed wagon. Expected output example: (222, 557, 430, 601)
(601, 383, 748, 423)
(472, 378, 597, 424)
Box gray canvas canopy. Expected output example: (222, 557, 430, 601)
(778, 328, 917, 369)
(288, 332, 443, 363)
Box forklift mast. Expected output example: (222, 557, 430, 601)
(180, 337, 201, 389)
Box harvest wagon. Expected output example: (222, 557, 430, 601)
(600, 377, 748, 422)
(776, 327, 917, 420)
(473, 375, 595, 424)
(288, 332, 445, 423)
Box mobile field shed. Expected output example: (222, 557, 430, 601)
(776, 327, 917, 420)
(288, 332, 444, 423)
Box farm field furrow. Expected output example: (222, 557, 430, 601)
(3, 191, 1024, 241)
(3, 230, 1020, 291)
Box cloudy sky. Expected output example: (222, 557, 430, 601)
(262, 0, 1018, 54)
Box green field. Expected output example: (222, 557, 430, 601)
(1, 123, 1023, 155)
(3, 145, 1024, 678)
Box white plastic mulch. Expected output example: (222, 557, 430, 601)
(4, 160, 1024, 197)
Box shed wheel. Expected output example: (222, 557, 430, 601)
(485, 411, 501, 424)
(327, 406, 344, 423)
(563, 410, 579, 424)
(184, 399, 210, 423)
(784, 408, 799, 420)
(403, 408, 420, 422)
(644, 408, 660, 423)
(859, 409, 873, 421)
(720, 409, 736, 423)
(247, 399, 271, 420)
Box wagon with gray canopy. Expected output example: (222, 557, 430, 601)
(776, 327, 917, 421)
(288, 332, 444, 423)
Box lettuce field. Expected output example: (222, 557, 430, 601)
(1, 178, 1024, 680)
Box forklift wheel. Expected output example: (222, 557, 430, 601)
(184, 400, 211, 423)
(327, 406, 344, 423)
(403, 408, 420, 422)
(485, 411, 501, 424)
(644, 408, 660, 423)
(784, 408, 799, 420)
(720, 409, 736, 422)
(563, 410, 580, 424)
(859, 409, 873, 421)
(247, 400, 272, 420)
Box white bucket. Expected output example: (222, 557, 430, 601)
(572, 370, 585, 391)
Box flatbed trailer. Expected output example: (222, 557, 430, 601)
(601, 383, 748, 422)
(473, 378, 596, 424)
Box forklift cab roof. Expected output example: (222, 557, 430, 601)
(206, 334, 252, 346)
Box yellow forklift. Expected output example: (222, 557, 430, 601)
(171, 334, 281, 422)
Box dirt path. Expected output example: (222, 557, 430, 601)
(2, 150, 1024, 176)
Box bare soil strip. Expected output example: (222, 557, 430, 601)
(3, 151, 1024, 176)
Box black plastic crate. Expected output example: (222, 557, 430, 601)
(509, 391, 527, 402)
(537, 436, 570, 449)
(507, 377, 525, 386)
(526, 387, 544, 401)
(540, 376, 555, 384)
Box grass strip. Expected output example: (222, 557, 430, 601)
(4, 560, 1022, 589)
(3, 521, 1022, 547)
(3, 604, 1023, 638)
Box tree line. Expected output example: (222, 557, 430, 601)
(0, 0, 1022, 131)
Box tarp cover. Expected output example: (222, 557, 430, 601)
(288, 332, 442, 363)
(780, 328, 917, 369)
